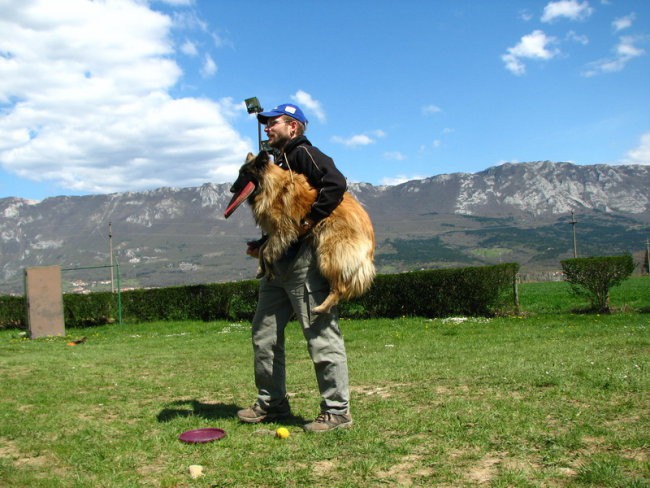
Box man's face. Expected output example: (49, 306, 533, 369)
(264, 116, 295, 149)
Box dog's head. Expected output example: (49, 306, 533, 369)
(223, 151, 270, 218)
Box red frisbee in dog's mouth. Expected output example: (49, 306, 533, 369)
(224, 181, 256, 218)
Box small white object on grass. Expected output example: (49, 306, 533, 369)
(189, 465, 204, 478)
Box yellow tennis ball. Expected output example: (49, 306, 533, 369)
(275, 427, 290, 439)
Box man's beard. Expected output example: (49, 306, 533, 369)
(270, 134, 291, 150)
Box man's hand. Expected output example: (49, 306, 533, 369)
(246, 237, 266, 258)
(299, 217, 315, 237)
(246, 244, 260, 258)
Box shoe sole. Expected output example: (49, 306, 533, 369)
(303, 420, 353, 433)
(238, 411, 291, 424)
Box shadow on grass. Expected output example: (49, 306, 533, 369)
(157, 399, 239, 422)
(569, 305, 650, 314)
(157, 399, 307, 426)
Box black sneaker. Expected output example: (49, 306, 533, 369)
(237, 398, 291, 424)
(303, 412, 353, 432)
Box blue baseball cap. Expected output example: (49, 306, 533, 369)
(257, 103, 308, 125)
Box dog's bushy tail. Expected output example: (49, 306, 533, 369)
(314, 193, 376, 302)
(312, 233, 375, 314)
(337, 241, 376, 299)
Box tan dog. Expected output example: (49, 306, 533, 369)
(224, 151, 375, 313)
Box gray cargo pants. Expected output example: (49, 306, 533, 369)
(252, 239, 350, 415)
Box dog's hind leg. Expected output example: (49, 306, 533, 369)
(256, 258, 265, 279)
(312, 288, 342, 315)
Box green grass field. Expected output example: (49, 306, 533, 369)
(1, 278, 648, 487)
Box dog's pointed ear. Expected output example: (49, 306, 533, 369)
(256, 151, 270, 167)
(246, 152, 255, 163)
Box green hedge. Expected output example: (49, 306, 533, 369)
(560, 255, 634, 312)
(344, 263, 519, 318)
(120, 281, 259, 323)
(0, 296, 25, 328)
(1, 263, 519, 329)
(64, 292, 116, 327)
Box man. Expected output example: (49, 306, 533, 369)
(236, 103, 352, 432)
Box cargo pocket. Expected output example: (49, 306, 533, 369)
(304, 266, 331, 323)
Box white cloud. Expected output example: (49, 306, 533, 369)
(160, 0, 194, 5)
(291, 90, 326, 123)
(332, 134, 374, 147)
(519, 10, 534, 22)
(566, 30, 589, 45)
(625, 132, 650, 165)
(380, 175, 426, 186)
(383, 151, 406, 161)
(422, 104, 442, 116)
(170, 9, 208, 32)
(502, 54, 526, 76)
(200, 53, 217, 77)
(180, 39, 198, 56)
(582, 36, 646, 76)
(541, 0, 593, 23)
(612, 13, 635, 32)
(502, 30, 559, 75)
(0, 0, 250, 194)
(332, 129, 386, 148)
(616, 36, 645, 58)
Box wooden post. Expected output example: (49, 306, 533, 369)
(570, 211, 578, 258)
(24, 266, 65, 339)
(513, 272, 520, 311)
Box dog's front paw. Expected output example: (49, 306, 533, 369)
(256, 261, 274, 280)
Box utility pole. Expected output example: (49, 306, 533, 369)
(569, 211, 578, 258)
(109, 221, 115, 293)
(644, 238, 650, 275)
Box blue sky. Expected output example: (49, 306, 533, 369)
(1, 0, 648, 201)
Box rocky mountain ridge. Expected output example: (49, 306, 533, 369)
(1, 161, 648, 294)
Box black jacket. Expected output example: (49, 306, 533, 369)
(277, 136, 347, 223)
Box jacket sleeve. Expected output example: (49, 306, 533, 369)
(294, 145, 347, 223)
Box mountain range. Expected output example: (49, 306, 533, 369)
(1, 161, 648, 295)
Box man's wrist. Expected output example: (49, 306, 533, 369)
(300, 217, 315, 230)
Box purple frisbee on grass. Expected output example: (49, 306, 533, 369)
(178, 428, 226, 443)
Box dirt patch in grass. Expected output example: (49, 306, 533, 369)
(447, 450, 528, 485)
(0, 437, 21, 459)
(136, 462, 165, 480)
(0, 437, 68, 478)
(290, 459, 338, 478)
(581, 435, 607, 452)
(312, 459, 336, 476)
(464, 454, 502, 484)
(376, 454, 434, 486)
(456, 452, 544, 485)
(620, 448, 648, 462)
(351, 382, 409, 398)
(435, 385, 470, 395)
(0, 437, 53, 468)
(351, 385, 393, 398)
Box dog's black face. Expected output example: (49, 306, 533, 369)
(224, 151, 270, 218)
